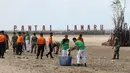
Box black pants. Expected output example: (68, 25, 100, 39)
(37, 44, 45, 58)
(5, 40, 9, 50)
(13, 42, 17, 53)
(23, 42, 26, 51)
(31, 43, 37, 54)
(0, 42, 5, 57)
(47, 43, 53, 57)
(16, 43, 23, 55)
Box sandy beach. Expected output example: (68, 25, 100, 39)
(0, 35, 130, 73)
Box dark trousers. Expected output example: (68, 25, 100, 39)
(37, 44, 45, 58)
(23, 42, 26, 51)
(13, 42, 17, 53)
(31, 43, 37, 54)
(0, 42, 5, 57)
(5, 40, 9, 50)
(47, 43, 53, 57)
(113, 45, 120, 59)
(16, 43, 23, 55)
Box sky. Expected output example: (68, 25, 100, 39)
(0, 0, 129, 31)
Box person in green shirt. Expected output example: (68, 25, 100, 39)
(31, 33, 37, 54)
(11, 32, 18, 54)
(69, 37, 87, 67)
(60, 35, 69, 56)
(25, 32, 30, 52)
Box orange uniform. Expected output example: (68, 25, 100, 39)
(48, 36, 53, 43)
(17, 36, 23, 43)
(37, 36, 46, 44)
(0, 34, 6, 42)
(77, 37, 84, 44)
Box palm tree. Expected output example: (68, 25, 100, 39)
(102, 0, 128, 46)
(111, 0, 126, 35)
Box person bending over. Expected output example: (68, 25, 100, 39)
(53, 42, 60, 55)
(69, 37, 87, 67)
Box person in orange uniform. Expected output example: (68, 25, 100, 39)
(77, 34, 84, 44)
(16, 32, 23, 55)
(0, 31, 6, 58)
(36, 33, 46, 59)
(46, 32, 54, 58)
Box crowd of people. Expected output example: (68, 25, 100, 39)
(0, 30, 121, 67)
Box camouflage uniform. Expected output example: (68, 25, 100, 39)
(31, 36, 37, 54)
(12, 35, 18, 53)
(113, 37, 120, 59)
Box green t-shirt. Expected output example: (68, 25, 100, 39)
(12, 35, 18, 43)
(25, 36, 30, 40)
(31, 36, 37, 43)
(75, 40, 85, 50)
(61, 39, 69, 50)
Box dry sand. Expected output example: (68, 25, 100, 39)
(0, 35, 130, 73)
